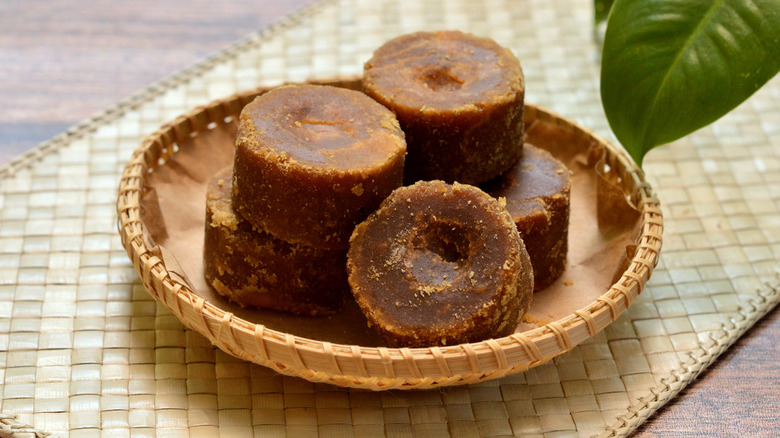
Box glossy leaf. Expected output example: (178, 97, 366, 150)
(594, 0, 616, 25)
(601, 0, 780, 165)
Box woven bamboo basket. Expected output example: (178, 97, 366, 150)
(116, 77, 662, 390)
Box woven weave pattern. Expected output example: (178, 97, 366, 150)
(1, 0, 779, 436)
(117, 87, 661, 390)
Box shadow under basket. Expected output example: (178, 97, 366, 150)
(117, 76, 662, 390)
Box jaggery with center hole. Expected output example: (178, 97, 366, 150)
(347, 180, 534, 347)
(232, 84, 407, 250)
(204, 167, 349, 315)
(363, 30, 525, 185)
(483, 144, 571, 291)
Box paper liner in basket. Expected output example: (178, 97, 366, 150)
(117, 77, 660, 388)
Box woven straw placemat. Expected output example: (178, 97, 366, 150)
(1, 0, 778, 436)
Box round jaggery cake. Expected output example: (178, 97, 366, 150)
(204, 167, 349, 315)
(363, 30, 525, 185)
(483, 144, 571, 291)
(232, 84, 407, 250)
(347, 180, 534, 347)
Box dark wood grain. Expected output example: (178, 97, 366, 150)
(0, 0, 315, 164)
(0, 1, 778, 436)
(634, 304, 779, 437)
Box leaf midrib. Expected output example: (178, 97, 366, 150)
(639, 0, 726, 148)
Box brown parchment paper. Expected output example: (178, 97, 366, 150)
(141, 99, 641, 346)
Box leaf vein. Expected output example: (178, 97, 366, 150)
(640, 0, 726, 149)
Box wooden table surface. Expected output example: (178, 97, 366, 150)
(1, 1, 777, 436)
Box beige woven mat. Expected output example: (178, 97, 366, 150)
(1, 0, 778, 436)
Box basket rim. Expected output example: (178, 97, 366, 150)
(116, 77, 663, 390)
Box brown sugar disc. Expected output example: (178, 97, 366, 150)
(363, 30, 524, 185)
(204, 167, 349, 315)
(347, 180, 534, 347)
(232, 84, 407, 250)
(483, 144, 571, 291)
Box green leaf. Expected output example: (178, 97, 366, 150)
(594, 0, 616, 25)
(600, 0, 780, 165)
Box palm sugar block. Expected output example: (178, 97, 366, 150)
(232, 84, 407, 250)
(204, 167, 349, 315)
(363, 30, 524, 185)
(347, 180, 534, 347)
(483, 144, 571, 291)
